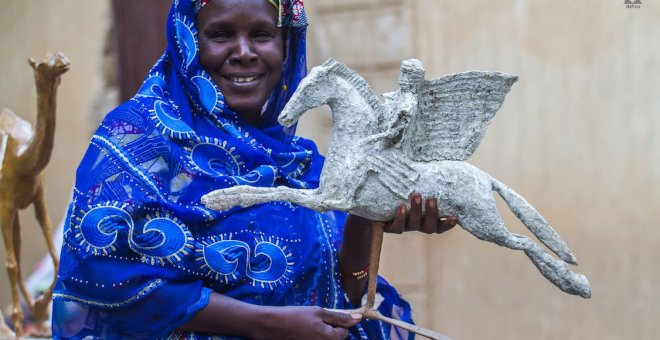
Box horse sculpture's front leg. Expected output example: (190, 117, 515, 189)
(202, 186, 332, 212)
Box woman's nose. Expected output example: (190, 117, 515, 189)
(229, 36, 257, 65)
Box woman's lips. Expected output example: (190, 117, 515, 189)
(227, 75, 258, 83)
(223, 73, 263, 86)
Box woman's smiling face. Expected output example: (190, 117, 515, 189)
(197, 0, 284, 125)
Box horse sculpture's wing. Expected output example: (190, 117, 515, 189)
(368, 152, 419, 199)
(411, 71, 517, 161)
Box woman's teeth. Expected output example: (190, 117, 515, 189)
(230, 76, 258, 83)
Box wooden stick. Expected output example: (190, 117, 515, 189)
(326, 306, 451, 340)
(326, 221, 452, 340)
(364, 309, 451, 340)
(366, 221, 384, 309)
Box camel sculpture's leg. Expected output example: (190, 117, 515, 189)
(1, 208, 24, 337)
(13, 213, 35, 312)
(203, 186, 347, 213)
(30, 184, 58, 334)
(460, 212, 591, 298)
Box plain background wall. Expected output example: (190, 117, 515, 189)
(1, 1, 659, 339)
(302, 1, 659, 339)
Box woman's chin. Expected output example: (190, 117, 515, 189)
(230, 106, 262, 125)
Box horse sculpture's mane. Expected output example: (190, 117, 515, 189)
(324, 59, 385, 119)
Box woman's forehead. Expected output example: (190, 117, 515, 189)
(196, 0, 280, 28)
(194, 0, 278, 14)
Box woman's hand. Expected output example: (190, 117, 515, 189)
(339, 194, 457, 305)
(255, 306, 360, 340)
(182, 293, 359, 339)
(384, 193, 458, 234)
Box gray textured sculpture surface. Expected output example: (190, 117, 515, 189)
(203, 58, 591, 338)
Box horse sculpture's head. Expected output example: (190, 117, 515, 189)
(278, 59, 338, 127)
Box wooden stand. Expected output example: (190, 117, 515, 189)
(328, 222, 451, 340)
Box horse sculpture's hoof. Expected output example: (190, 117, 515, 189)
(565, 273, 592, 299)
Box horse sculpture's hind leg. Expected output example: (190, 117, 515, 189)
(459, 209, 591, 298)
(491, 178, 577, 264)
(516, 235, 591, 298)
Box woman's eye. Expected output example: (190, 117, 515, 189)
(210, 31, 231, 40)
(253, 31, 273, 41)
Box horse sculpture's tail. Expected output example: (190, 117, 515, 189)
(491, 178, 578, 265)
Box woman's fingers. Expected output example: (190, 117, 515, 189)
(437, 215, 458, 234)
(405, 193, 423, 231)
(325, 326, 350, 340)
(319, 308, 361, 329)
(384, 205, 406, 234)
(420, 197, 439, 234)
(384, 195, 459, 235)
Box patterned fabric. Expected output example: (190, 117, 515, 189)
(194, 0, 297, 27)
(195, 0, 279, 12)
(193, 0, 212, 12)
(52, 0, 413, 338)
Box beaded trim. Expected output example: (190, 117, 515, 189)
(351, 264, 370, 280)
(53, 279, 163, 308)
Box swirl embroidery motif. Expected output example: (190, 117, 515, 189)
(72, 203, 193, 266)
(197, 235, 294, 288)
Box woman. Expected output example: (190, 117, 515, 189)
(52, 0, 455, 338)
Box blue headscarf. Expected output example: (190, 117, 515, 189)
(52, 0, 413, 338)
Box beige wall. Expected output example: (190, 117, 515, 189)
(302, 0, 660, 339)
(1, 1, 658, 339)
(0, 1, 114, 309)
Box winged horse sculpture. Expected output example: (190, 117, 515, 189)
(202, 59, 591, 339)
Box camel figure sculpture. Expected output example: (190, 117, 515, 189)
(1, 53, 69, 338)
(202, 59, 591, 339)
